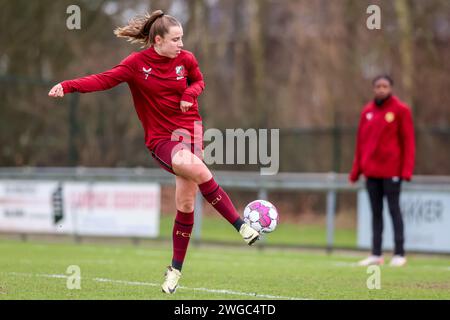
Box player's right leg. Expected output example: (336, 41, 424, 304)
(171, 148, 260, 245)
(161, 176, 197, 294)
(358, 178, 384, 266)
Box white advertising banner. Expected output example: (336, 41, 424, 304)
(0, 180, 160, 238)
(63, 182, 160, 238)
(0, 180, 73, 234)
(357, 190, 450, 253)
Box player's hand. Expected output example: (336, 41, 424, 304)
(48, 83, 64, 98)
(180, 100, 193, 112)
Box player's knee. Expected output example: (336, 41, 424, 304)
(177, 198, 195, 213)
(193, 166, 212, 184)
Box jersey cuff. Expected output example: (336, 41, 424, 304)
(181, 93, 195, 104)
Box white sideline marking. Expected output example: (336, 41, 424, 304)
(332, 262, 450, 270)
(332, 261, 358, 267)
(6, 272, 308, 300)
(416, 265, 450, 271)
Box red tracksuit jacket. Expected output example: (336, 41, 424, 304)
(349, 95, 415, 182)
(61, 47, 205, 151)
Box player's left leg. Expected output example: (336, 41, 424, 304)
(171, 148, 260, 245)
(162, 176, 197, 294)
(384, 178, 406, 267)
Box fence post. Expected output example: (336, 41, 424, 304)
(258, 188, 268, 200)
(193, 191, 203, 244)
(326, 172, 337, 254)
(258, 188, 268, 249)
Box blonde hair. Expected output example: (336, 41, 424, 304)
(113, 10, 181, 47)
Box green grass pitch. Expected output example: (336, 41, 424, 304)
(0, 237, 449, 300)
(160, 215, 357, 247)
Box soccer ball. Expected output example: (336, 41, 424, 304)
(243, 200, 279, 234)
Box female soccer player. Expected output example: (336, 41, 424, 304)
(349, 75, 415, 267)
(48, 10, 260, 294)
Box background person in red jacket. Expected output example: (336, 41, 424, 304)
(349, 75, 415, 267)
(48, 10, 260, 294)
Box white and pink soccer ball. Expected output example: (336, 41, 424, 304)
(243, 200, 279, 234)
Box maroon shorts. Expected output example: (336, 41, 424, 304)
(150, 140, 203, 175)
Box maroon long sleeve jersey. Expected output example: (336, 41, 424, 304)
(61, 46, 205, 151)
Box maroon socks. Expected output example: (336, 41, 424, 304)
(171, 177, 245, 271)
(198, 177, 245, 231)
(171, 210, 194, 271)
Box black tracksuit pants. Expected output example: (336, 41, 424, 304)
(366, 177, 405, 256)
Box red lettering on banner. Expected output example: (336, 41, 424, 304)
(70, 192, 109, 208)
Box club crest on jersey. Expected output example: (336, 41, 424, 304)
(142, 67, 152, 80)
(366, 112, 373, 120)
(175, 65, 185, 80)
(385, 112, 395, 123)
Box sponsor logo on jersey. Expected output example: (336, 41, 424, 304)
(142, 67, 152, 79)
(385, 112, 395, 123)
(175, 65, 185, 80)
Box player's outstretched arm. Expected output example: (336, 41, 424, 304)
(48, 54, 136, 98)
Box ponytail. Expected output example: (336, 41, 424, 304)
(114, 10, 180, 47)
